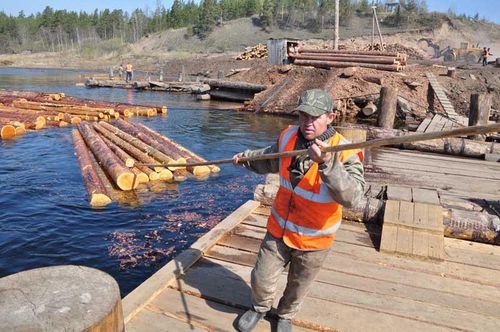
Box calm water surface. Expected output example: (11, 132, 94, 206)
(0, 68, 294, 295)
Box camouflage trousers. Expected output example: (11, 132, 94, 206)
(251, 232, 330, 319)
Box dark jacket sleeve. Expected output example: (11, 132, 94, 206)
(319, 152, 365, 208)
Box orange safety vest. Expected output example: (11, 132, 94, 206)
(267, 125, 363, 250)
(126, 64, 133, 72)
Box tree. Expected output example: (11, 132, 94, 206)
(193, 0, 217, 39)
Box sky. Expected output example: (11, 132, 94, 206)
(0, 0, 498, 24)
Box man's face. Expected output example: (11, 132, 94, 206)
(298, 111, 336, 140)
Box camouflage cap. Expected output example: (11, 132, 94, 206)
(295, 89, 334, 116)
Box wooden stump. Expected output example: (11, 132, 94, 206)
(446, 67, 456, 78)
(377, 86, 398, 129)
(469, 93, 492, 140)
(0, 265, 123, 332)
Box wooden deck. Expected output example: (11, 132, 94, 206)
(123, 200, 500, 331)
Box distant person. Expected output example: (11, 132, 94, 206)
(118, 64, 124, 79)
(125, 63, 133, 82)
(479, 47, 487, 65)
(483, 48, 492, 66)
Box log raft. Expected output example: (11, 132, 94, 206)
(72, 129, 112, 207)
(78, 123, 137, 191)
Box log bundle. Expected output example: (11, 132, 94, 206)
(289, 48, 407, 72)
(0, 89, 167, 140)
(72, 120, 218, 206)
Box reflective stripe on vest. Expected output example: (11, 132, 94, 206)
(270, 207, 342, 236)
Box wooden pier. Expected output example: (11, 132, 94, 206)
(123, 199, 500, 331)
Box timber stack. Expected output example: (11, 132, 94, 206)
(0, 89, 166, 140)
(289, 48, 407, 72)
(236, 43, 268, 60)
(72, 120, 219, 207)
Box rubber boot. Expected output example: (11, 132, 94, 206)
(236, 309, 266, 332)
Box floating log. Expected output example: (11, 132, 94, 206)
(98, 122, 177, 167)
(92, 123, 168, 174)
(114, 120, 186, 164)
(130, 167, 149, 185)
(0, 124, 16, 139)
(78, 122, 137, 191)
(46, 120, 69, 128)
(0, 113, 45, 130)
(72, 129, 112, 207)
(133, 82, 151, 89)
(135, 122, 218, 174)
(100, 136, 136, 168)
(293, 59, 401, 72)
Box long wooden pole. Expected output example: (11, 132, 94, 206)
(334, 0, 339, 50)
(137, 123, 500, 168)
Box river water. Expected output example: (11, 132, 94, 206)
(0, 68, 294, 295)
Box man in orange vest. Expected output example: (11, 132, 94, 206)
(233, 89, 365, 332)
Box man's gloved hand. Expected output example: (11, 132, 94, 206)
(308, 138, 333, 165)
(232, 151, 246, 166)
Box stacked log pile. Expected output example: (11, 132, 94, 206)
(73, 120, 219, 207)
(289, 48, 407, 72)
(236, 43, 268, 60)
(0, 89, 166, 140)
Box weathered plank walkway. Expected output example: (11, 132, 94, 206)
(123, 200, 500, 331)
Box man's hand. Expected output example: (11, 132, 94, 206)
(232, 152, 245, 166)
(308, 139, 332, 164)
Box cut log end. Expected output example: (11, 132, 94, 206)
(14, 126, 26, 136)
(125, 159, 135, 168)
(190, 165, 211, 177)
(158, 169, 173, 181)
(1, 125, 16, 139)
(116, 172, 139, 191)
(90, 193, 113, 207)
(209, 165, 221, 173)
(149, 172, 160, 181)
(134, 171, 149, 184)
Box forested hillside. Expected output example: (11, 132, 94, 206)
(0, 0, 453, 54)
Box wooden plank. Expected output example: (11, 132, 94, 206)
(380, 200, 399, 253)
(412, 188, 440, 205)
(122, 200, 260, 323)
(375, 148, 500, 169)
(178, 258, 500, 331)
(366, 168, 499, 194)
(370, 160, 500, 181)
(412, 203, 429, 257)
(427, 205, 444, 259)
(147, 289, 289, 332)
(331, 238, 500, 288)
(386, 186, 412, 202)
(396, 201, 414, 255)
(242, 213, 268, 228)
(416, 117, 432, 132)
(208, 242, 500, 302)
(253, 205, 271, 216)
(126, 308, 206, 332)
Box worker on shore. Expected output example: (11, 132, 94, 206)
(125, 62, 133, 82)
(118, 64, 124, 79)
(232, 89, 365, 332)
(483, 48, 492, 66)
